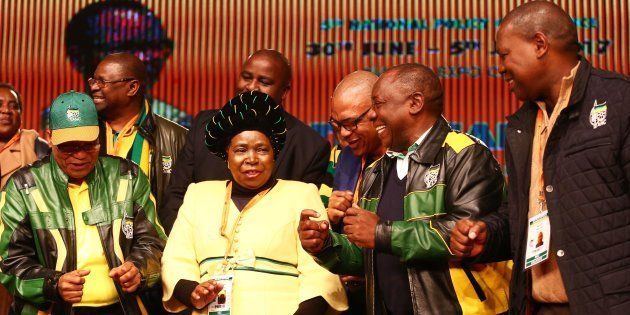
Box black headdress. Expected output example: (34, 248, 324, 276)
(205, 91, 287, 160)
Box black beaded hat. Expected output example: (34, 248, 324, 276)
(205, 91, 287, 160)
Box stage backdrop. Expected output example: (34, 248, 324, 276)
(0, 0, 628, 166)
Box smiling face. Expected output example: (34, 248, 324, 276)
(90, 59, 135, 114)
(371, 74, 413, 152)
(331, 86, 384, 158)
(226, 130, 275, 190)
(496, 25, 546, 101)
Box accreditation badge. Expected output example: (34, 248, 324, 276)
(524, 210, 551, 269)
(207, 274, 233, 315)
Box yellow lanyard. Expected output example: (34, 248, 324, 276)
(219, 181, 271, 272)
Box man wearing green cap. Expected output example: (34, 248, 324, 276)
(0, 91, 167, 315)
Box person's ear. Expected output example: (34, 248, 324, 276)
(280, 83, 291, 103)
(408, 92, 424, 115)
(533, 32, 549, 59)
(127, 80, 141, 97)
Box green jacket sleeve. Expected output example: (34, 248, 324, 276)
(375, 144, 505, 263)
(0, 179, 62, 307)
(314, 231, 364, 276)
(126, 169, 167, 290)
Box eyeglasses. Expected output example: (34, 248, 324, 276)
(328, 107, 372, 132)
(56, 142, 100, 155)
(88, 77, 135, 88)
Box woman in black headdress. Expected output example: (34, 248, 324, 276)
(161, 91, 347, 315)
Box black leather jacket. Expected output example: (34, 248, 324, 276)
(316, 117, 511, 315)
(0, 156, 166, 314)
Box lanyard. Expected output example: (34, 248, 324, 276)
(218, 181, 271, 273)
(534, 110, 549, 214)
(352, 157, 366, 204)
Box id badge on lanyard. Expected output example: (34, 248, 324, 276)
(207, 274, 234, 315)
(524, 210, 551, 269)
(209, 181, 270, 314)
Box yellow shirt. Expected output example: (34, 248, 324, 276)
(68, 182, 118, 307)
(105, 102, 151, 178)
(528, 62, 580, 303)
(162, 180, 348, 315)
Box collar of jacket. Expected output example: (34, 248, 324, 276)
(506, 56, 591, 131)
(136, 99, 156, 145)
(49, 156, 128, 226)
(98, 99, 156, 155)
(49, 154, 111, 223)
(50, 153, 103, 187)
(372, 116, 451, 174)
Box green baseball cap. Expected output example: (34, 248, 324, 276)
(49, 91, 99, 145)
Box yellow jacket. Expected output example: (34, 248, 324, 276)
(162, 180, 348, 314)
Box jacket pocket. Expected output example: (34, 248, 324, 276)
(564, 138, 612, 158)
(599, 267, 630, 295)
(599, 267, 630, 314)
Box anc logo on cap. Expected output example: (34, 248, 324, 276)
(49, 91, 100, 145)
(66, 108, 81, 122)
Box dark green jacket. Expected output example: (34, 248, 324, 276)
(315, 117, 511, 315)
(0, 155, 167, 315)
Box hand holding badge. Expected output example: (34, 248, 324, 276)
(190, 279, 224, 310)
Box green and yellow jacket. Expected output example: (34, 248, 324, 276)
(0, 155, 166, 315)
(315, 117, 512, 315)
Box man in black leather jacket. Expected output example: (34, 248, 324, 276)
(300, 63, 511, 315)
(90, 53, 187, 214)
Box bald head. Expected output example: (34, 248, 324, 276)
(500, 1, 579, 54)
(332, 70, 377, 110)
(380, 63, 443, 115)
(101, 52, 149, 87)
(331, 71, 384, 158)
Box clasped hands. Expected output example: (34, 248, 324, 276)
(299, 190, 379, 254)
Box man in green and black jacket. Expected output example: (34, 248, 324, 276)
(299, 64, 511, 315)
(0, 91, 166, 315)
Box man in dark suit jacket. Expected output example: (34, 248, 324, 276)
(161, 49, 330, 233)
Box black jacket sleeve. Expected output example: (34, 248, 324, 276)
(476, 140, 513, 263)
(126, 166, 167, 290)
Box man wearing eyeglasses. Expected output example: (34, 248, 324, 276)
(320, 70, 390, 315)
(325, 71, 390, 226)
(0, 91, 166, 315)
(90, 52, 187, 220)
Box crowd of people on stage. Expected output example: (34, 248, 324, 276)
(0, 2, 628, 314)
